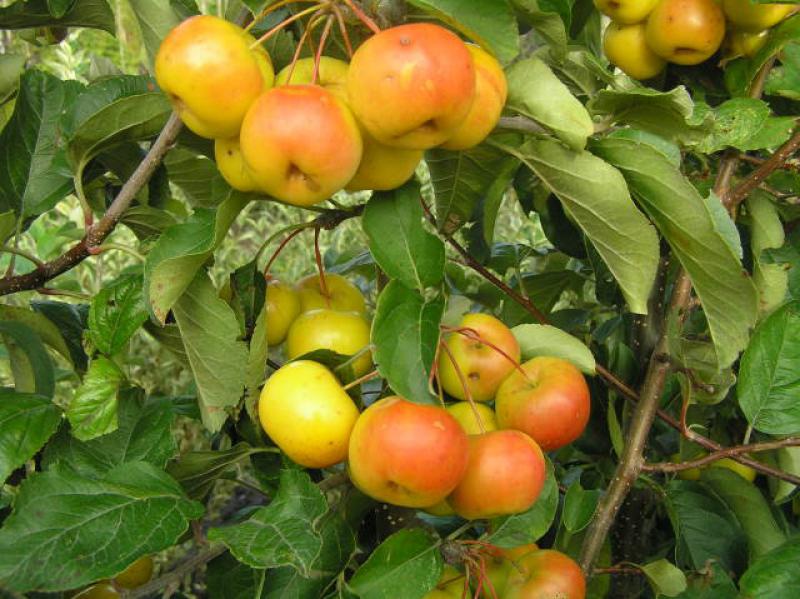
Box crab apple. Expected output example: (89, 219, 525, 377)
(155, 15, 274, 139)
(239, 85, 363, 206)
(259, 360, 359, 468)
(495, 357, 591, 452)
(725, 29, 769, 58)
(348, 396, 469, 507)
(645, 0, 726, 65)
(448, 430, 546, 520)
(594, 0, 659, 24)
(296, 273, 367, 315)
(446, 401, 498, 434)
(437, 313, 521, 402)
(504, 550, 586, 599)
(423, 565, 465, 598)
(276, 56, 349, 96)
(603, 22, 666, 80)
(347, 23, 476, 150)
(286, 308, 372, 377)
(114, 555, 154, 589)
(723, 0, 796, 31)
(440, 44, 508, 151)
(479, 544, 540, 598)
(215, 137, 261, 193)
(265, 279, 301, 346)
(72, 584, 119, 599)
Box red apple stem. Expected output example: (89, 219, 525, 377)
(283, 12, 324, 85)
(428, 333, 445, 404)
(339, 0, 381, 34)
(245, 0, 317, 32)
(313, 14, 335, 84)
(314, 225, 332, 308)
(330, 4, 354, 57)
(342, 368, 381, 391)
(250, 3, 325, 48)
(263, 227, 306, 277)
(439, 340, 487, 434)
(442, 325, 532, 385)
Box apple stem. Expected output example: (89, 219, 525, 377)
(442, 325, 532, 385)
(342, 369, 381, 391)
(263, 227, 306, 276)
(313, 15, 335, 84)
(314, 225, 332, 307)
(245, 0, 316, 33)
(330, 4, 354, 57)
(284, 12, 324, 85)
(428, 335, 445, 403)
(438, 340, 487, 434)
(249, 3, 325, 49)
(339, 0, 381, 34)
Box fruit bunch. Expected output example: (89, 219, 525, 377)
(155, 13, 507, 206)
(598, 0, 797, 80)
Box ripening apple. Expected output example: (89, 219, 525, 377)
(259, 360, 359, 468)
(645, 0, 726, 65)
(604, 22, 666, 80)
(440, 44, 507, 151)
(286, 309, 373, 377)
(723, 0, 796, 31)
(296, 273, 367, 315)
(437, 313, 521, 402)
(724, 29, 769, 58)
(215, 137, 261, 193)
(114, 555, 154, 589)
(347, 23, 476, 149)
(348, 396, 469, 507)
(495, 357, 591, 451)
(155, 15, 274, 139)
(479, 544, 540, 598)
(504, 550, 586, 599)
(276, 56, 349, 96)
(239, 85, 363, 206)
(72, 584, 119, 599)
(448, 430, 546, 519)
(424, 565, 465, 598)
(446, 401, 498, 434)
(594, 0, 659, 24)
(265, 279, 301, 346)
(711, 458, 757, 481)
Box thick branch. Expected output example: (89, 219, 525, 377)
(643, 438, 800, 473)
(0, 113, 183, 297)
(122, 544, 226, 599)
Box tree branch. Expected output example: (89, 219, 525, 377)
(0, 113, 183, 297)
(122, 544, 227, 599)
(643, 438, 800, 473)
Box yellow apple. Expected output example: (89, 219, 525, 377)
(239, 85, 363, 207)
(72, 584, 119, 599)
(440, 44, 507, 151)
(711, 458, 757, 482)
(286, 308, 372, 377)
(296, 273, 367, 315)
(604, 22, 667, 80)
(215, 137, 261, 193)
(645, 0, 726, 65)
(114, 555, 154, 589)
(725, 29, 769, 58)
(258, 360, 359, 468)
(276, 56, 350, 95)
(594, 0, 659, 23)
(155, 15, 274, 139)
(265, 279, 301, 346)
(723, 0, 796, 31)
(446, 402, 498, 434)
(423, 565, 465, 598)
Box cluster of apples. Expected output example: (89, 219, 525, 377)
(70, 556, 153, 598)
(598, 0, 797, 80)
(155, 15, 507, 206)
(424, 545, 586, 599)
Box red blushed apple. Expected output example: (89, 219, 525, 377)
(348, 396, 469, 507)
(495, 357, 590, 451)
(448, 430, 546, 519)
(504, 549, 586, 599)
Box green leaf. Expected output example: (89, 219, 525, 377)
(695, 98, 772, 154)
(0, 0, 115, 33)
(167, 443, 266, 500)
(207, 552, 266, 599)
(209, 469, 329, 573)
(0, 461, 203, 593)
(0, 304, 72, 365)
(245, 302, 268, 422)
(145, 193, 249, 323)
(426, 137, 519, 235)
(45, 394, 176, 477)
(592, 135, 759, 368)
(362, 182, 445, 290)
(66, 356, 124, 441)
(700, 468, 786, 560)
(746, 192, 788, 316)
(487, 458, 558, 547)
(501, 137, 659, 315)
(164, 146, 237, 208)
(512, 323, 595, 374)
(0, 391, 60, 484)
(47, 0, 72, 18)
(0, 70, 78, 218)
(739, 536, 800, 599)
(640, 559, 687, 597)
(501, 270, 585, 326)
(371, 280, 444, 405)
(506, 58, 594, 151)
(773, 446, 800, 504)
(765, 43, 800, 100)
(128, 0, 183, 68)
(0, 54, 25, 102)
(0, 320, 55, 397)
(88, 274, 148, 356)
(172, 272, 248, 433)
(738, 301, 800, 435)
(346, 529, 441, 599)
(405, 0, 519, 63)
(674, 563, 737, 599)
(563, 479, 601, 533)
(32, 300, 88, 372)
(510, 0, 568, 57)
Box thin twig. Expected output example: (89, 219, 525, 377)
(122, 544, 227, 599)
(643, 438, 800, 473)
(0, 245, 44, 268)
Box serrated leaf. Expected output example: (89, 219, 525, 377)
(512, 323, 595, 374)
(0, 391, 61, 484)
(592, 135, 758, 368)
(346, 529, 441, 599)
(510, 0, 568, 57)
(506, 58, 593, 150)
(739, 536, 800, 598)
(500, 137, 659, 315)
(362, 182, 445, 290)
(0, 320, 55, 397)
(67, 356, 124, 441)
(145, 193, 249, 323)
(0, 0, 115, 33)
(88, 273, 148, 356)
(172, 272, 248, 432)
(405, 0, 519, 63)
(738, 301, 800, 435)
(128, 0, 183, 68)
(0, 461, 203, 593)
(371, 280, 444, 405)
